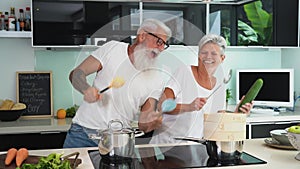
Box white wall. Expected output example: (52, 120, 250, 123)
(0, 38, 34, 101)
(2, 38, 300, 111)
(282, 48, 300, 96)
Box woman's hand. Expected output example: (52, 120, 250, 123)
(235, 96, 253, 115)
(138, 111, 163, 133)
(139, 98, 163, 133)
(83, 87, 102, 103)
(189, 98, 207, 111)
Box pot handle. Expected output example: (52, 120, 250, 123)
(88, 133, 101, 140)
(61, 152, 80, 169)
(173, 136, 207, 144)
(134, 130, 145, 137)
(108, 119, 124, 130)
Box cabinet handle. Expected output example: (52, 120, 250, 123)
(40, 131, 61, 134)
(250, 122, 274, 125)
(274, 122, 292, 125)
(274, 121, 300, 125)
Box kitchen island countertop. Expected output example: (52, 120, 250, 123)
(1, 139, 298, 169)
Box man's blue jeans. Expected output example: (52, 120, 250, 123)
(63, 123, 98, 148)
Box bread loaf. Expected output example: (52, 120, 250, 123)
(11, 103, 27, 110)
(0, 99, 15, 110)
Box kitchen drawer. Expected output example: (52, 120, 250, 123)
(0, 132, 67, 151)
(248, 122, 300, 139)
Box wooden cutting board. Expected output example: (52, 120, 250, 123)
(0, 153, 82, 169)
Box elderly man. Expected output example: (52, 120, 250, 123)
(63, 19, 172, 148)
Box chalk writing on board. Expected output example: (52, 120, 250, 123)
(17, 72, 52, 117)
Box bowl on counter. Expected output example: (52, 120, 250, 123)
(270, 129, 291, 146)
(287, 131, 300, 161)
(0, 109, 26, 121)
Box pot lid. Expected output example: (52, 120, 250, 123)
(100, 119, 134, 134)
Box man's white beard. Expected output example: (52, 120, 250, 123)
(133, 44, 158, 71)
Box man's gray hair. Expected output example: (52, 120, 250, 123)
(198, 34, 227, 55)
(137, 19, 172, 39)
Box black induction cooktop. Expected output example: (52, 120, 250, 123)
(88, 144, 266, 169)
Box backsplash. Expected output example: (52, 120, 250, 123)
(1, 38, 300, 112)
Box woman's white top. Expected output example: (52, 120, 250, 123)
(150, 65, 226, 144)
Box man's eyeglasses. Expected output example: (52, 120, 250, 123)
(144, 30, 169, 50)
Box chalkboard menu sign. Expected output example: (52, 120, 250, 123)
(16, 71, 53, 117)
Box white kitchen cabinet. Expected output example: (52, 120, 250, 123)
(246, 108, 300, 139)
(0, 31, 31, 38)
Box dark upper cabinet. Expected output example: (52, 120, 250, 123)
(32, 0, 139, 47)
(141, 2, 206, 46)
(273, 0, 298, 46)
(32, 0, 299, 47)
(209, 0, 299, 47)
(32, 0, 206, 47)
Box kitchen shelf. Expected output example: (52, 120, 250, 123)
(0, 31, 31, 38)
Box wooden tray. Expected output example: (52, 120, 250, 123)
(0, 153, 82, 169)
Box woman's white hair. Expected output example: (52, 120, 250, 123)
(137, 19, 172, 39)
(198, 34, 227, 55)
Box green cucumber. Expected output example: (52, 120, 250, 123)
(239, 78, 263, 110)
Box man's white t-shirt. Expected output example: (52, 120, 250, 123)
(150, 65, 226, 144)
(72, 41, 164, 130)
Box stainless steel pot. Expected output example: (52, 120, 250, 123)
(89, 119, 138, 160)
(205, 140, 244, 165)
(173, 137, 244, 164)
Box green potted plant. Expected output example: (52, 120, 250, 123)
(226, 88, 233, 109)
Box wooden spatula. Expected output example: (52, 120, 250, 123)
(99, 77, 125, 93)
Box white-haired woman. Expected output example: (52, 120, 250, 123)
(150, 34, 252, 144)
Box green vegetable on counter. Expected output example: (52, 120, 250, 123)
(238, 78, 264, 112)
(16, 153, 71, 169)
(66, 104, 79, 117)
